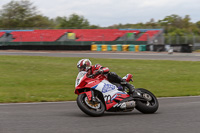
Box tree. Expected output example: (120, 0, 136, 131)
(25, 15, 55, 28)
(158, 14, 182, 28)
(0, 0, 54, 28)
(158, 14, 198, 35)
(196, 21, 200, 29)
(56, 14, 90, 29)
(182, 15, 191, 28)
(146, 18, 157, 28)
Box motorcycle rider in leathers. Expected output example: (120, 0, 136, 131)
(77, 59, 135, 95)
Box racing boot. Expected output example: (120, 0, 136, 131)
(122, 74, 133, 82)
(121, 80, 135, 96)
(122, 74, 144, 98)
(108, 72, 136, 95)
(122, 74, 135, 95)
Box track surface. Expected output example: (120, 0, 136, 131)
(0, 51, 200, 133)
(0, 50, 200, 61)
(0, 96, 200, 133)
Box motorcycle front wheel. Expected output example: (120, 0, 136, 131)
(135, 88, 159, 114)
(77, 93, 105, 117)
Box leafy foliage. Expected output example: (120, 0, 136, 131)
(0, 0, 53, 28)
(109, 14, 200, 36)
(55, 14, 90, 29)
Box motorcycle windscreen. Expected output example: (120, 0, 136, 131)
(75, 71, 87, 87)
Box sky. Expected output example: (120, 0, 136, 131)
(0, 0, 200, 27)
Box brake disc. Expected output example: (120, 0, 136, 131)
(143, 93, 152, 101)
(84, 97, 100, 109)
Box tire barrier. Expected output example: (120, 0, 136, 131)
(122, 45, 129, 51)
(101, 45, 107, 51)
(91, 44, 147, 52)
(111, 45, 117, 51)
(91, 44, 97, 51)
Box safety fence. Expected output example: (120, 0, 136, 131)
(164, 35, 200, 44)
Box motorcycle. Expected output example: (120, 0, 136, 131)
(75, 71, 159, 117)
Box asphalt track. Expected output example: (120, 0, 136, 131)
(0, 50, 200, 61)
(0, 96, 200, 133)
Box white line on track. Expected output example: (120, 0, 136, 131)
(0, 101, 75, 106)
(0, 96, 199, 106)
(158, 95, 200, 99)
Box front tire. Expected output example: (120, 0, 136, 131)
(77, 93, 105, 117)
(135, 88, 159, 114)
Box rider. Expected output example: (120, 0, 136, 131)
(77, 59, 135, 95)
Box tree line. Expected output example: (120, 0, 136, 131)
(0, 0, 200, 36)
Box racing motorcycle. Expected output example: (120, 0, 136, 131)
(75, 71, 159, 117)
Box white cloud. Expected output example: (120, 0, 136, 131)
(0, 0, 200, 26)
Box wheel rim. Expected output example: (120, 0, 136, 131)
(143, 93, 152, 101)
(84, 97, 101, 110)
(142, 93, 156, 106)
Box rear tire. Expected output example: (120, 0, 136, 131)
(77, 93, 105, 117)
(135, 88, 159, 114)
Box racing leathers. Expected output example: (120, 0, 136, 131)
(86, 64, 135, 95)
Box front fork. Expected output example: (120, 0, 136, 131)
(91, 89, 97, 102)
(84, 89, 96, 102)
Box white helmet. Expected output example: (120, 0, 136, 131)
(77, 59, 92, 72)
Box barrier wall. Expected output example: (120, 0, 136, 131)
(0, 41, 147, 50)
(0, 45, 91, 50)
(0, 41, 147, 46)
(1, 43, 192, 53)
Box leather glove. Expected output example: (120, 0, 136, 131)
(88, 74, 95, 78)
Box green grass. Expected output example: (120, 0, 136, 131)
(0, 55, 200, 103)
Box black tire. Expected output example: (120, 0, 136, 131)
(135, 88, 159, 114)
(77, 93, 105, 117)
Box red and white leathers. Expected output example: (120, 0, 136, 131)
(76, 59, 135, 95)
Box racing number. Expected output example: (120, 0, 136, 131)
(104, 95, 113, 104)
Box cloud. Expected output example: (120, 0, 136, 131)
(0, 0, 200, 26)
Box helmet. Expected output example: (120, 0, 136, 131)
(77, 59, 92, 72)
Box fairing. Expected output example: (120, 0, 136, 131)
(75, 71, 130, 110)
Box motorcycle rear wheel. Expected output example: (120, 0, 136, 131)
(77, 93, 105, 117)
(135, 88, 159, 114)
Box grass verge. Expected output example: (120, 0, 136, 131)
(0, 55, 200, 103)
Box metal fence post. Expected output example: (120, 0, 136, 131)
(20, 34, 22, 45)
(176, 35, 179, 44)
(102, 34, 104, 44)
(81, 34, 84, 45)
(147, 33, 149, 44)
(185, 36, 188, 44)
(40, 34, 43, 45)
(193, 34, 196, 44)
